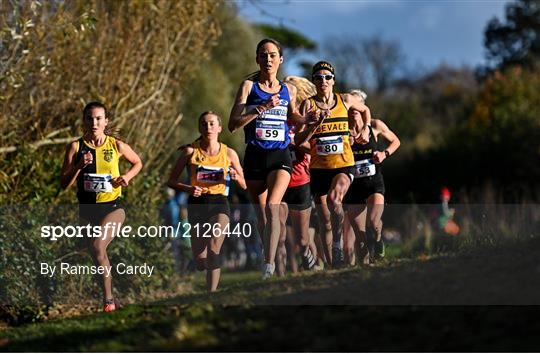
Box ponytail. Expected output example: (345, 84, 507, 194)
(104, 125, 123, 142)
(245, 71, 260, 82)
(177, 136, 201, 151)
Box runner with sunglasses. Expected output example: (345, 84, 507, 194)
(295, 61, 371, 268)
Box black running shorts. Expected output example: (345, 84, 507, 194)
(309, 167, 355, 197)
(188, 194, 231, 225)
(283, 182, 312, 211)
(344, 173, 385, 205)
(243, 144, 292, 181)
(79, 199, 123, 226)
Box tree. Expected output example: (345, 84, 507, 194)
(321, 34, 405, 93)
(484, 0, 540, 71)
(253, 24, 316, 54)
(0, 0, 221, 204)
(412, 65, 540, 203)
(362, 35, 405, 93)
(321, 35, 367, 92)
(178, 3, 261, 154)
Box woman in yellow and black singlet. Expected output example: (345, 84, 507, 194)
(168, 111, 246, 292)
(60, 101, 143, 313)
(294, 61, 372, 268)
(344, 90, 401, 265)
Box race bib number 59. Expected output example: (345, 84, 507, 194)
(256, 120, 285, 142)
(84, 173, 113, 192)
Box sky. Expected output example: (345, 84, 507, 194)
(235, 0, 509, 76)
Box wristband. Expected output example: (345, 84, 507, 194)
(384, 149, 390, 158)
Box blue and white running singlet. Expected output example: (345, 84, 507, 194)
(244, 81, 291, 150)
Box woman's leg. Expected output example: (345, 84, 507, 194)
(246, 180, 267, 255)
(327, 173, 352, 267)
(366, 193, 385, 260)
(264, 169, 291, 266)
(311, 229, 325, 268)
(276, 202, 289, 277)
(314, 194, 332, 265)
(206, 213, 229, 292)
(347, 204, 369, 265)
(289, 207, 315, 269)
(343, 213, 355, 266)
(190, 222, 208, 271)
(90, 208, 125, 303)
(285, 225, 299, 274)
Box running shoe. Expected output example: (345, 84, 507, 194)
(262, 263, 275, 280)
(357, 242, 370, 265)
(331, 247, 344, 268)
(313, 263, 324, 271)
(103, 299, 116, 313)
(302, 248, 316, 271)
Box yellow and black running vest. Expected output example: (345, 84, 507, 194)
(76, 136, 121, 204)
(189, 141, 230, 196)
(309, 93, 354, 169)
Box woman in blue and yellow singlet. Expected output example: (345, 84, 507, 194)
(60, 101, 143, 312)
(228, 38, 308, 279)
(295, 61, 372, 268)
(168, 111, 246, 292)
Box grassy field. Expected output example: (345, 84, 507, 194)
(2, 237, 540, 351)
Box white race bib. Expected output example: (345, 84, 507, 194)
(316, 136, 344, 156)
(354, 159, 376, 178)
(196, 166, 224, 183)
(84, 173, 113, 192)
(256, 120, 285, 141)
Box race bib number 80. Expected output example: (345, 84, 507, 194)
(316, 136, 344, 156)
(84, 173, 113, 192)
(256, 120, 285, 142)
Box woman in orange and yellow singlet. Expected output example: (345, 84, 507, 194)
(168, 111, 246, 292)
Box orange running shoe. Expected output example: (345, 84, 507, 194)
(103, 299, 116, 313)
(103, 303, 116, 312)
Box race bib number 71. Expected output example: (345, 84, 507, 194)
(84, 173, 113, 192)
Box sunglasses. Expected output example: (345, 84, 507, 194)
(312, 74, 334, 81)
